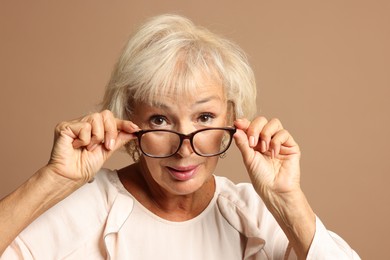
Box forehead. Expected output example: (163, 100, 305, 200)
(147, 77, 226, 107)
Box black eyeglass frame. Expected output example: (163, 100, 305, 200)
(133, 127, 237, 158)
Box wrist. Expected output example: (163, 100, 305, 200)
(263, 188, 315, 228)
(261, 188, 316, 259)
(42, 163, 89, 187)
(34, 166, 85, 203)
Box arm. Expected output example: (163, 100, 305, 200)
(0, 110, 138, 255)
(234, 117, 319, 259)
(262, 188, 315, 258)
(0, 166, 82, 255)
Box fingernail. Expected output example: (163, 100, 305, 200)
(249, 136, 255, 147)
(261, 140, 267, 153)
(130, 122, 140, 130)
(108, 139, 115, 150)
(234, 118, 244, 126)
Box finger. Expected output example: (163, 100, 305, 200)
(233, 128, 256, 167)
(259, 118, 283, 153)
(235, 117, 270, 151)
(111, 119, 140, 151)
(270, 129, 300, 156)
(110, 131, 138, 153)
(103, 127, 140, 159)
(269, 129, 289, 157)
(234, 118, 251, 130)
(115, 118, 140, 133)
(58, 122, 92, 149)
(245, 117, 268, 149)
(100, 110, 118, 151)
(83, 113, 105, 151)
(234, 118, 259, 148)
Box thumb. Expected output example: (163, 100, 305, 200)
(112, 131, 137, 152)
(107, 119, 140, 153)
(103, 132, 137, 160)
(100, 132, 136, 165)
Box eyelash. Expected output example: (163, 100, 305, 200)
(149, 115, 169, 127)
(198, 113, 215, 123)
(148, 112, 216, 128)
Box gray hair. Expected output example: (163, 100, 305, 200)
(101, 14, 257, 159)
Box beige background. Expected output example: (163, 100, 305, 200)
(1, 1, 389, 258)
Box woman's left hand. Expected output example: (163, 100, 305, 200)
(234, 117, 316, 258)
(234, 117, 302, 197)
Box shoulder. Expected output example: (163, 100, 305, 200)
(214, 176, 282, 235)
(57, 168, 121, 212)
(16, 168, 122, 258)
(215, 175, 265, 212)
(27, 168, 120, 229)
(214, 176, 289, 258)
(214, 176, 269, 226)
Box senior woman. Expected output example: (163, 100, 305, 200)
(1, 14, 359, 259)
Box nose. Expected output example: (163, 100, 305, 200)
(175, 125, 195, 158)
(176, 138, 194, 158)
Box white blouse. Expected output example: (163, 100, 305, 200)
(2, 169, 359, 259)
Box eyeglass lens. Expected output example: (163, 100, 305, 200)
(139, 129, 232, 157)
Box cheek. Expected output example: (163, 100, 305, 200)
(143, 157, 162, 175)
(204, 156, 219, 173)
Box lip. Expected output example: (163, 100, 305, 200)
(166, 165, 199, 181)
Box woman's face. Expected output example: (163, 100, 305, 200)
(131, 82, 229, 196)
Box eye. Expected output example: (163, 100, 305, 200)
(198, 113, 215, 124)
(149, 115, 168, 127)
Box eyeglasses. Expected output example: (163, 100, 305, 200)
(134, 127, 236, 158)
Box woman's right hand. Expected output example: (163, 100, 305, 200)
(47, 110, 139, 184)
(0, 110, 139, 255)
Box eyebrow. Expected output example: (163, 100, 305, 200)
(195, 95, 220, 105)
(153, 95, 223, 111)
(193, 95, 222, 107)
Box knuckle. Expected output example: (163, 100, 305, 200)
(93, 133, 104, 142)
(54, 121, 65, 132)
(282, 129, 290, 136)
(91, 112, 102, 121)
(54, 121, 69, 134)
(247, 117, 267, 134)
(253, 116, 268, 126)
(82, 112, 101, 123)
(83, 122, 92, 131)
(258, 116, 268, 123)
(260, 131, 270, 140)
(269, 117, 280, 124)
(101, 109, 114, 118)
(270, 118, 283, 128)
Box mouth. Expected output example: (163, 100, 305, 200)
(166, 165, 199, 181)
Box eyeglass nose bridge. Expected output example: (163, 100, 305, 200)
(174, 131, 198, 155)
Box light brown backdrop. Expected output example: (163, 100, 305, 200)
(1, 1, 389, 259)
